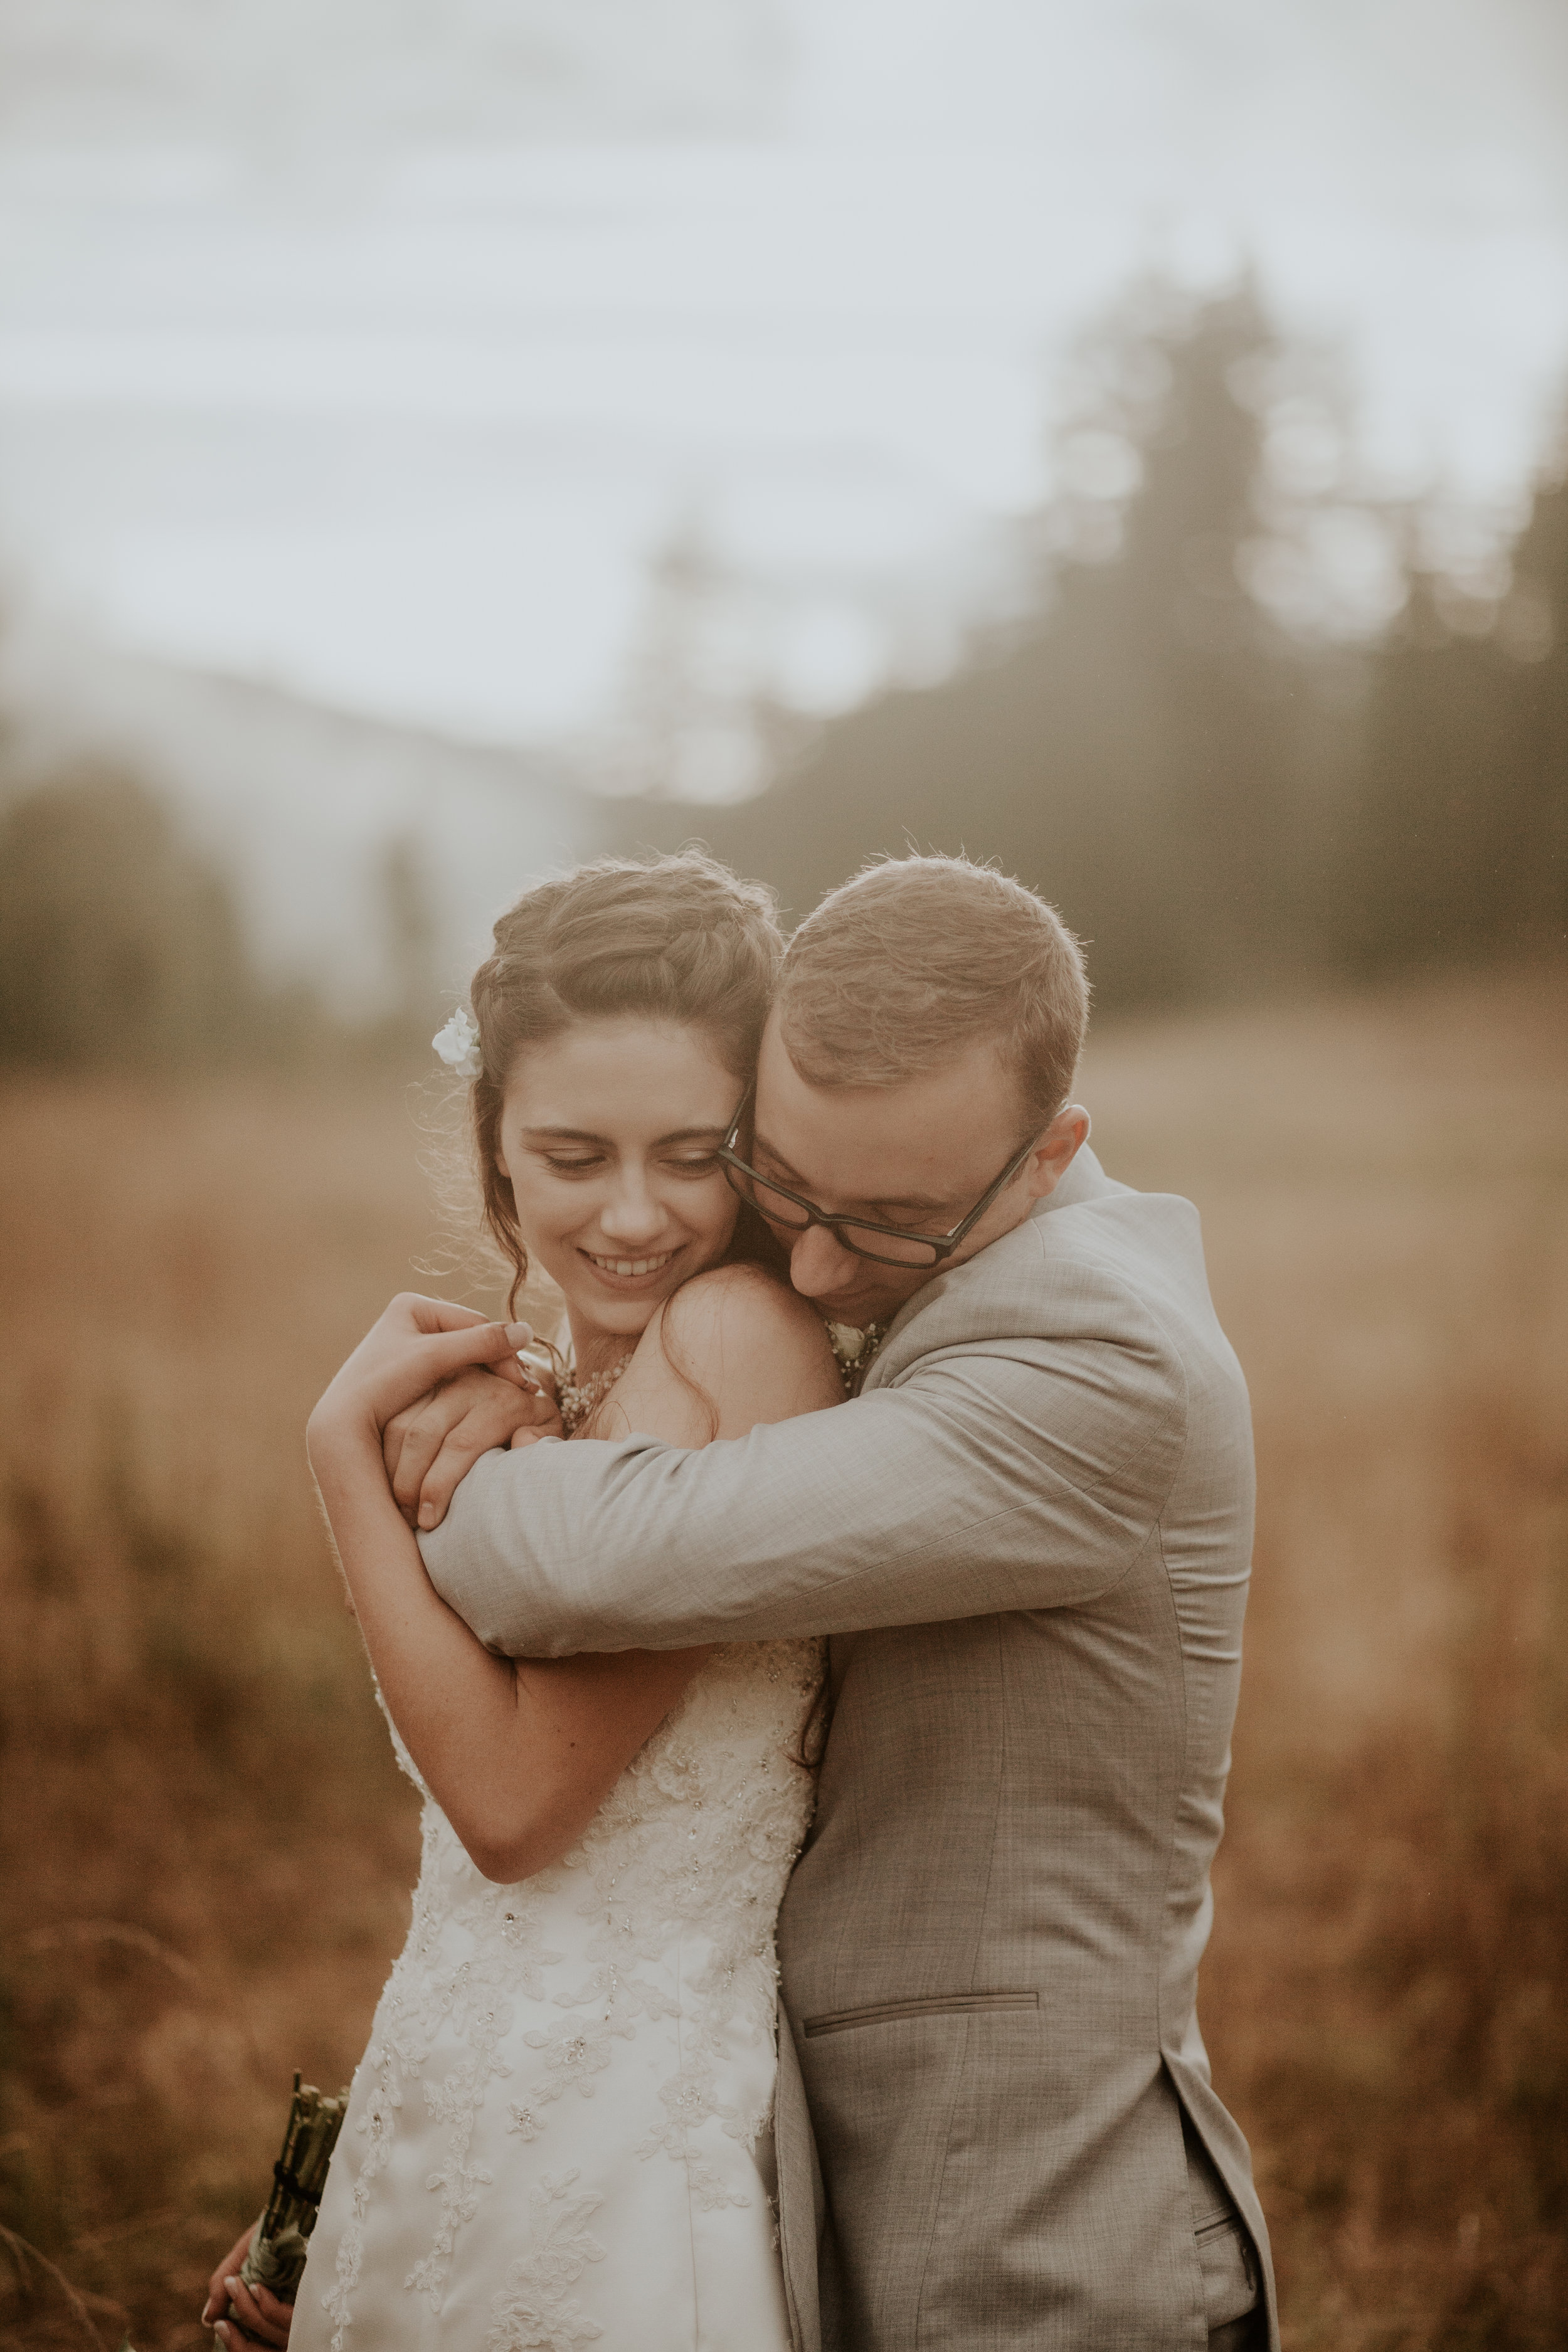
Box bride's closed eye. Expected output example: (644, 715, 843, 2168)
(538, 1150, 721, 1179)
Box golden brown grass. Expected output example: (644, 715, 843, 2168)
(1, 967, 1565, 2349)
(0, 1073, 448, 2349)
(1083, 963, 1568, 2349)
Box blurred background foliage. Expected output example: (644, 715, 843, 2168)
(620, 282, 1567, 997)
(0, 767, 273, 1070)
(0, 772, 437, 1071)
(2, 279, 1562, 1072)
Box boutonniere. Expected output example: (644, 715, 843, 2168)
(825, 1320, 888, 1395)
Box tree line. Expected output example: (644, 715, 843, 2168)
(613, 283, 1567, 1012)
(0, 761, 436, 1069)
(1, 278, 1562, 1066)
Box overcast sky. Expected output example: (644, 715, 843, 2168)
(0, 0, 1564, 759)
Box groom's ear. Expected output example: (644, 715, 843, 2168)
(1025, 1105, 1090, 1200)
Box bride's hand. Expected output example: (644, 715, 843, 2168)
(308, 1294, 536, 1462)
(386, 1365, 565, 1530)
(201, 2224, 293, 2346)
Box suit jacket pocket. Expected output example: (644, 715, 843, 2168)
(802, 1989, 1039, 2038)
(1196, 2213, 1259, 2330)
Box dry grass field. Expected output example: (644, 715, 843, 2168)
(1, 964, 1565, 2351)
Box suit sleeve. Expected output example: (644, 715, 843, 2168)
(418, 1256, 1190, 1655)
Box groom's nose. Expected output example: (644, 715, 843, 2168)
(787, 1221, 862, 1300)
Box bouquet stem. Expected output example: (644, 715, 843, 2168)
(233, 2072, 349, 2307)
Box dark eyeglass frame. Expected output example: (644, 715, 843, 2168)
(717, 1086, 1046, 1269)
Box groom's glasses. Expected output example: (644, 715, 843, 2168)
(718, 1088, 1045, 1270)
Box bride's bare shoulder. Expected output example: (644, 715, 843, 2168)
(662, 1261, 840, 1371)
(615, 1262, 842, 1443)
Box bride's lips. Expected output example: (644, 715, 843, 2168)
(579, 1244, 684, 1291)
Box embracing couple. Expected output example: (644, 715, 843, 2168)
(206, 850, 1277, 2352)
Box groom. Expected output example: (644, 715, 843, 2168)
(412, 854, 1276, 2352)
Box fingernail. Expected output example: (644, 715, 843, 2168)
(215, 2326, 232, 2346)
(505, 1322, 533, 1345)
(224, 2279, 240, 2297)
(418, 1503, 436, 1528)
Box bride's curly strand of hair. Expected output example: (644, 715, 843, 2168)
(462, 852, 783, 1317)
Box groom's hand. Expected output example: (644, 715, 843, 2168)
(386, 1366, 564, 1530)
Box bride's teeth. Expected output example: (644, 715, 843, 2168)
(590, 1249, 674, 1277)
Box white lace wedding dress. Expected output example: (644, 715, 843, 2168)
(292, 1638, 825, 2352)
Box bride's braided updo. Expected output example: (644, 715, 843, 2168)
(465, 852, 782, 1314)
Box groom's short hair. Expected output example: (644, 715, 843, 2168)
(776, 854, 1089, 1126)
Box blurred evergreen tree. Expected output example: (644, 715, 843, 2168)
(0, 764, 259, 1068)
(1509, 469, 1568, 948)
(615, 285, 1364, 1008)
(1351, 469, 1567, 970)
(378, 829, 439, 1028)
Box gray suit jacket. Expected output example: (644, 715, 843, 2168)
(421, 1148, 1279, 2351)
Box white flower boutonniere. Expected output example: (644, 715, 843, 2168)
(826, 1320, 887, 1396)
(432, 1006, 483, 1079)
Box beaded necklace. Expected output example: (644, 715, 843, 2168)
(558, 1348, 635, 1437)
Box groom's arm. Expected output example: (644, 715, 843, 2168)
(420, 1264, 1209, 1655)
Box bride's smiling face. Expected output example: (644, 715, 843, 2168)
(494, 1017, 744, 1350)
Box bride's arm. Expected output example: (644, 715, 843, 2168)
(307, 1269, 840, 1883)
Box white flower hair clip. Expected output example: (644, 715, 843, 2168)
(432, 1005, 483, 1079)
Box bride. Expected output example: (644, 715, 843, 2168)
(204, 854, 842, 2352)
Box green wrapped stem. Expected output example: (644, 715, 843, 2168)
(233, 2073, 349, 2310)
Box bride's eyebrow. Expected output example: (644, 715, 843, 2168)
(521, 1124, 728, 1145)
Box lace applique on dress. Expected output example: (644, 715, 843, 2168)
(306, 1323, 822, 2352)
(484, 2168, 607, 2350)
(307, 1639, 824, 2352)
